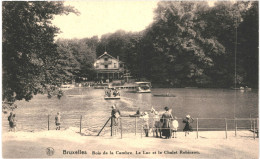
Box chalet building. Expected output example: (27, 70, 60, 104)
(94, 52, 125, 81)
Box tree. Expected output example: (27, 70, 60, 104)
(199, 1, 256, 87)
(2, 1, 78, 104)
(237, 1, 258, 88)
(56, 39, 81, 81)
(56, 37, 98, 82)
(139, 1, 226, 87)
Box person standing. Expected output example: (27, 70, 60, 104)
(111, 105, 120, 126)
(141, 112, 149, 137)
(111, 104, 120, 135)
(135, 108, 140, 116)
(55, 112, 61, 130)
(12, 114, 17, 132)
(161, 107, 173, 139)
(154, 111, 162, 138)
(172, 117, 179, 138)
(183, 115, 194, 136)
(8, 112, 14, 132)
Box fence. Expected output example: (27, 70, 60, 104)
(3, 113, 258, 139)
(117, 116, 259, 139)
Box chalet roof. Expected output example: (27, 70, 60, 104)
(96, 52, 117, 60)
(135, 82, 151, 84)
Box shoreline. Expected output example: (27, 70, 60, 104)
(2, 127, 259, 158)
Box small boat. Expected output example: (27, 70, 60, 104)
(104, 96, 120, 100)
(153, 93, 176, 97)
(61, 84, 75, 90)
(129, 114, 141, 117)
(94, 83, 109, 89)
(135, 82, 151, 93)
(104, 87, 120, 100)
(231, 86, 252, 91)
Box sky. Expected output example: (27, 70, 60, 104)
(52, 1, 159, 39)
(52, 1, 216, 39)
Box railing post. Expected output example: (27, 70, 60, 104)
(48, 114, 50, 131)
(120, 118, 122, 139)
(152, 118, 154, 137)
(225, 118, 227, 139)
(111, 116, 113, 136)
(253, 119, 256, 140)
(250, 114, 252, 130)
(80, 115, 82, 134)
(235, 118, 237, 137)
(141, 124, 143, 138)
(257, 118, 259, 138)
(196, 118, 198, 139)
(135, 117, 137, 136)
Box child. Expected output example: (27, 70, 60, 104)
(141, 112, 149, 137)
(183, 115, 194, 136)
(55, 112, 61, 130)
(154, 111, 162, 138)
(172, 116, 178, 138)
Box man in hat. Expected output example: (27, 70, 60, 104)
(111, 104, 121, 136)
(111, 104, 120, 126)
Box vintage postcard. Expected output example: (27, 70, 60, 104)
(2, 0, 259, 158)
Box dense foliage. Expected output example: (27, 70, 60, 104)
(95, 1, 258, 88)
(56, 37, 98, 81)
(2, 1, 77, 103)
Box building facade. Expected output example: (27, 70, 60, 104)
(94, 52, 124, 81)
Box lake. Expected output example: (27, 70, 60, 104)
(2, 88, 258, 135)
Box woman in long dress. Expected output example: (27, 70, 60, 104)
(161, 107, 173, 139)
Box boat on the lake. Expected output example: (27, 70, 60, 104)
(61, 84, 75, 90)
(135, 82, 151, 93)
(104, 96, 120, 100)
(94, 83, 109, 89)
(104, 87, 120, 100)
(231, 86, 252, 91)
(153, 93, 176, 97)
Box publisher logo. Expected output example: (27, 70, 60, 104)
(46, 147, 55, 156)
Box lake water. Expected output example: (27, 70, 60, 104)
(2, 88, 258, 135)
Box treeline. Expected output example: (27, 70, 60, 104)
(94, 1, 258, 88)
(58, 1, 258, 88)
(56, 37, 98, 81)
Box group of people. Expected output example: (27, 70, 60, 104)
(105, 88, 120, 97)
(110, 105, 194, 139)
(8, 105, 193, 137)
(140, 106, 194, 139)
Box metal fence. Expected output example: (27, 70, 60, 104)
(94, 116, 259, 139)
(3, 113, 258, 139)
